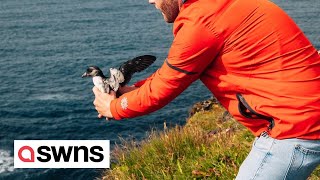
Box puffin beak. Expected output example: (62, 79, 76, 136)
(81, 72, 88, 78)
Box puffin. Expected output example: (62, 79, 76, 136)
(82, 55, 156, 93)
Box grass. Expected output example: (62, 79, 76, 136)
(102, 103, 320, 180)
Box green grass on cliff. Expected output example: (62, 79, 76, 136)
(102, 104, 320, 180)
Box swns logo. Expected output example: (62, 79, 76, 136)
(14, 140, 110, 168)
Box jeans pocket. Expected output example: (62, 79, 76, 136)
(295, 143, 320, 155)
(253, 135, 274, 152)
(286, 144, 320, 179)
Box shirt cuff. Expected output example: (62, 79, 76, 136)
(110, 99, 122, 120)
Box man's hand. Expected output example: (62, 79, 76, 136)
(92, 86, 116, 120)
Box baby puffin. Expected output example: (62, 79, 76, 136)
(82, 55, 156, 94)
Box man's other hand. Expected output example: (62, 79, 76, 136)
(92, 86, 116, 120)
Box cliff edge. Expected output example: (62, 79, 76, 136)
(102, 98, 320, 179)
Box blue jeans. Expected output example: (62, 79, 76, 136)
(236, 132, 320, 180)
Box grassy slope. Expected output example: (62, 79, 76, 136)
(102, 104, 320, 180)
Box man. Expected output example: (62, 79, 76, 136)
(93, 0, 320, 179)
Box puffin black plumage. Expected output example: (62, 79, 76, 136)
(82, 55, 156, 93)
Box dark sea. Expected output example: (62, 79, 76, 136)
(0, 0, 319, 179)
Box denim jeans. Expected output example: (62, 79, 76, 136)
(236, 132, 320, 180)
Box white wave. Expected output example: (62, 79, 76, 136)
(31, 93, 81, 101)
(36, 94, 68, 101)
(0, 149, 14, 174)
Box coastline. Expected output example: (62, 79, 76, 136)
(102, 99, 320, 179)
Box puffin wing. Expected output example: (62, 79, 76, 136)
(108, 68, 125, 92)
(119, 55, 156, 85)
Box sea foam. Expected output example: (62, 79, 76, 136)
(0, 150, 14, 174)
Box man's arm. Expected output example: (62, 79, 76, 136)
(93, 17, 223, 120)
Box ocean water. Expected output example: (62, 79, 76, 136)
(0, 0, 319, 179)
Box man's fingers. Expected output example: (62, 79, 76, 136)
(92, 86, 115, 119)
(98, 114, 111, 121)
(92, 86, 100, 94)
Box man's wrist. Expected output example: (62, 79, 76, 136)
(110, 99, 122, 120)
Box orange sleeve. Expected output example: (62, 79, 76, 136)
(110, 17, 223, 120)
(133, 73, 156, 87)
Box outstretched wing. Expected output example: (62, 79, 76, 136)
(118, 55, 156, 86)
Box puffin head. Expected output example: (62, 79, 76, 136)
(82, 66, 104, 78)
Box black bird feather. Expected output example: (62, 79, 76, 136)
(119, 55, 156, 86)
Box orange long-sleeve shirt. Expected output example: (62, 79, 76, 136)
(110, 0, 320, 140)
